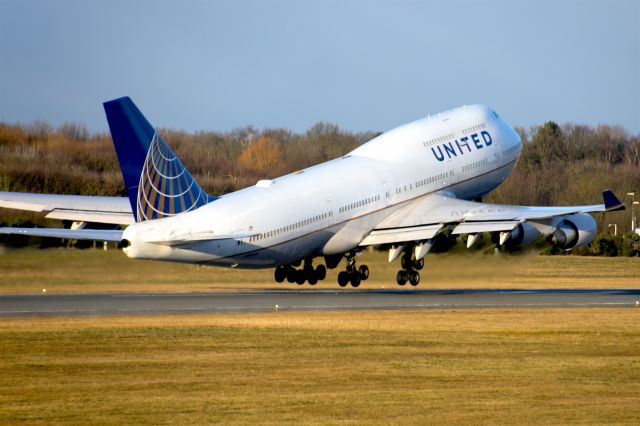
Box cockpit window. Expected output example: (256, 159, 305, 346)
(492, 110, 499, 119)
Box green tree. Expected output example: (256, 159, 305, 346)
(528, 121, 567, 165)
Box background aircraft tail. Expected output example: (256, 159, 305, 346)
(103, 97, 216, 222)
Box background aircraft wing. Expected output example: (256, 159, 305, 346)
(360, 190, 623, 246)
(0, 191, 134, 225)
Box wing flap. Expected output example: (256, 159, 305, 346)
(452, 221, 520, 234)
(359, 224, 443, 246)
(0, 227, 123, 242)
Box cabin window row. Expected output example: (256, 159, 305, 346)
(461, 122, 487, 135)
(462, 157, 489, 172)
(249, 211, 333, 242)
(413, 172, 448, 190)
(503, 144, 519, 156)
(423, 133, 455, 148)
(339, 194, 381, 214)
(422, 123, 487, 148)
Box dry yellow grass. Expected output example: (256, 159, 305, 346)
(0, 246, 639, 294)
(1, 309, 639, 424)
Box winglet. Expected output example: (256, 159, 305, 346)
(603, 190, 625, 211)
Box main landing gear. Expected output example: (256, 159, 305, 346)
(396, 251, 423, 286)
(273, 253, 369, 288)
(337, 254, 369, 288)
(274, 259, 327, 286)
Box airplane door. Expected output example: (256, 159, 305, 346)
(382, 180, 392, 205)
(325, 200, 335, 226)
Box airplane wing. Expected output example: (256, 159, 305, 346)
(0, 191, 134, 225)
(359, 190, 624, 247)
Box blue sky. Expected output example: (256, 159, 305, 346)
(1, 0, 638, 134)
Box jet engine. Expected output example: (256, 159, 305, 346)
(546, 213, 597, 249)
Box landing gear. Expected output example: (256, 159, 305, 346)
(274, 259, 328, 286)
(396, 251, 423, 287)
(274, 253, 370, 288)
(336, 254, 369, 288)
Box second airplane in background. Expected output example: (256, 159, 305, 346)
(0, 98, 624, 287)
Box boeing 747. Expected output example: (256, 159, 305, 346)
(0, 98, 624, 287)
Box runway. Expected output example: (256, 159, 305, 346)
(1, 288, 639, 316)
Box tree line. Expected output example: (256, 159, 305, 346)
(0, 119, 638, 254)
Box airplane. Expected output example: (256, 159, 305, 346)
(0, 97, 625, 287)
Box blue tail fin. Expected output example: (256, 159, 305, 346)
(103, 97, 216, 222)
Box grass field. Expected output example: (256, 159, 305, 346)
(0, 246, 639, 293)
(1, 309, 639, 424)
(1, 248, 639, 423)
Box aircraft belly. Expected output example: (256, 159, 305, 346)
(202, 228, 336, 269)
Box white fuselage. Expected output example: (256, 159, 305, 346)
(122, 104, 522, 267)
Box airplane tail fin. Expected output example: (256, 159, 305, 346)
(103, 97, 216, 222)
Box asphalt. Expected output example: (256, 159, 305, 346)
(1, 288, 639, 316)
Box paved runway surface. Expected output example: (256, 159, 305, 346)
(1, 289, 639, 316)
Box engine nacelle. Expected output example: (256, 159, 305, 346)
(490, 223, 541, 248)
(546, 213, 597, 250)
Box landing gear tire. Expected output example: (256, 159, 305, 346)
(315, 264, 327, 280)
(350, 272, 361, 288)
(401, 254, 411, 270)
(286, 268, 296, 283)
(308, 275, 318, 285)
(409, 271, 420, 286)
(396, 270, 408, 286)
(274, 267, 286, 283)
(414, 258, 424, 271)
(295, 270, 305, 285)
(338, 271, 349, 287)
(358, 265, 369, 281)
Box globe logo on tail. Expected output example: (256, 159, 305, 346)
(136, 132, 209, 221)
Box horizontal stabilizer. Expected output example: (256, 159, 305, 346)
(0, 227, 123, 242)
(0, 191, 133, 225)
